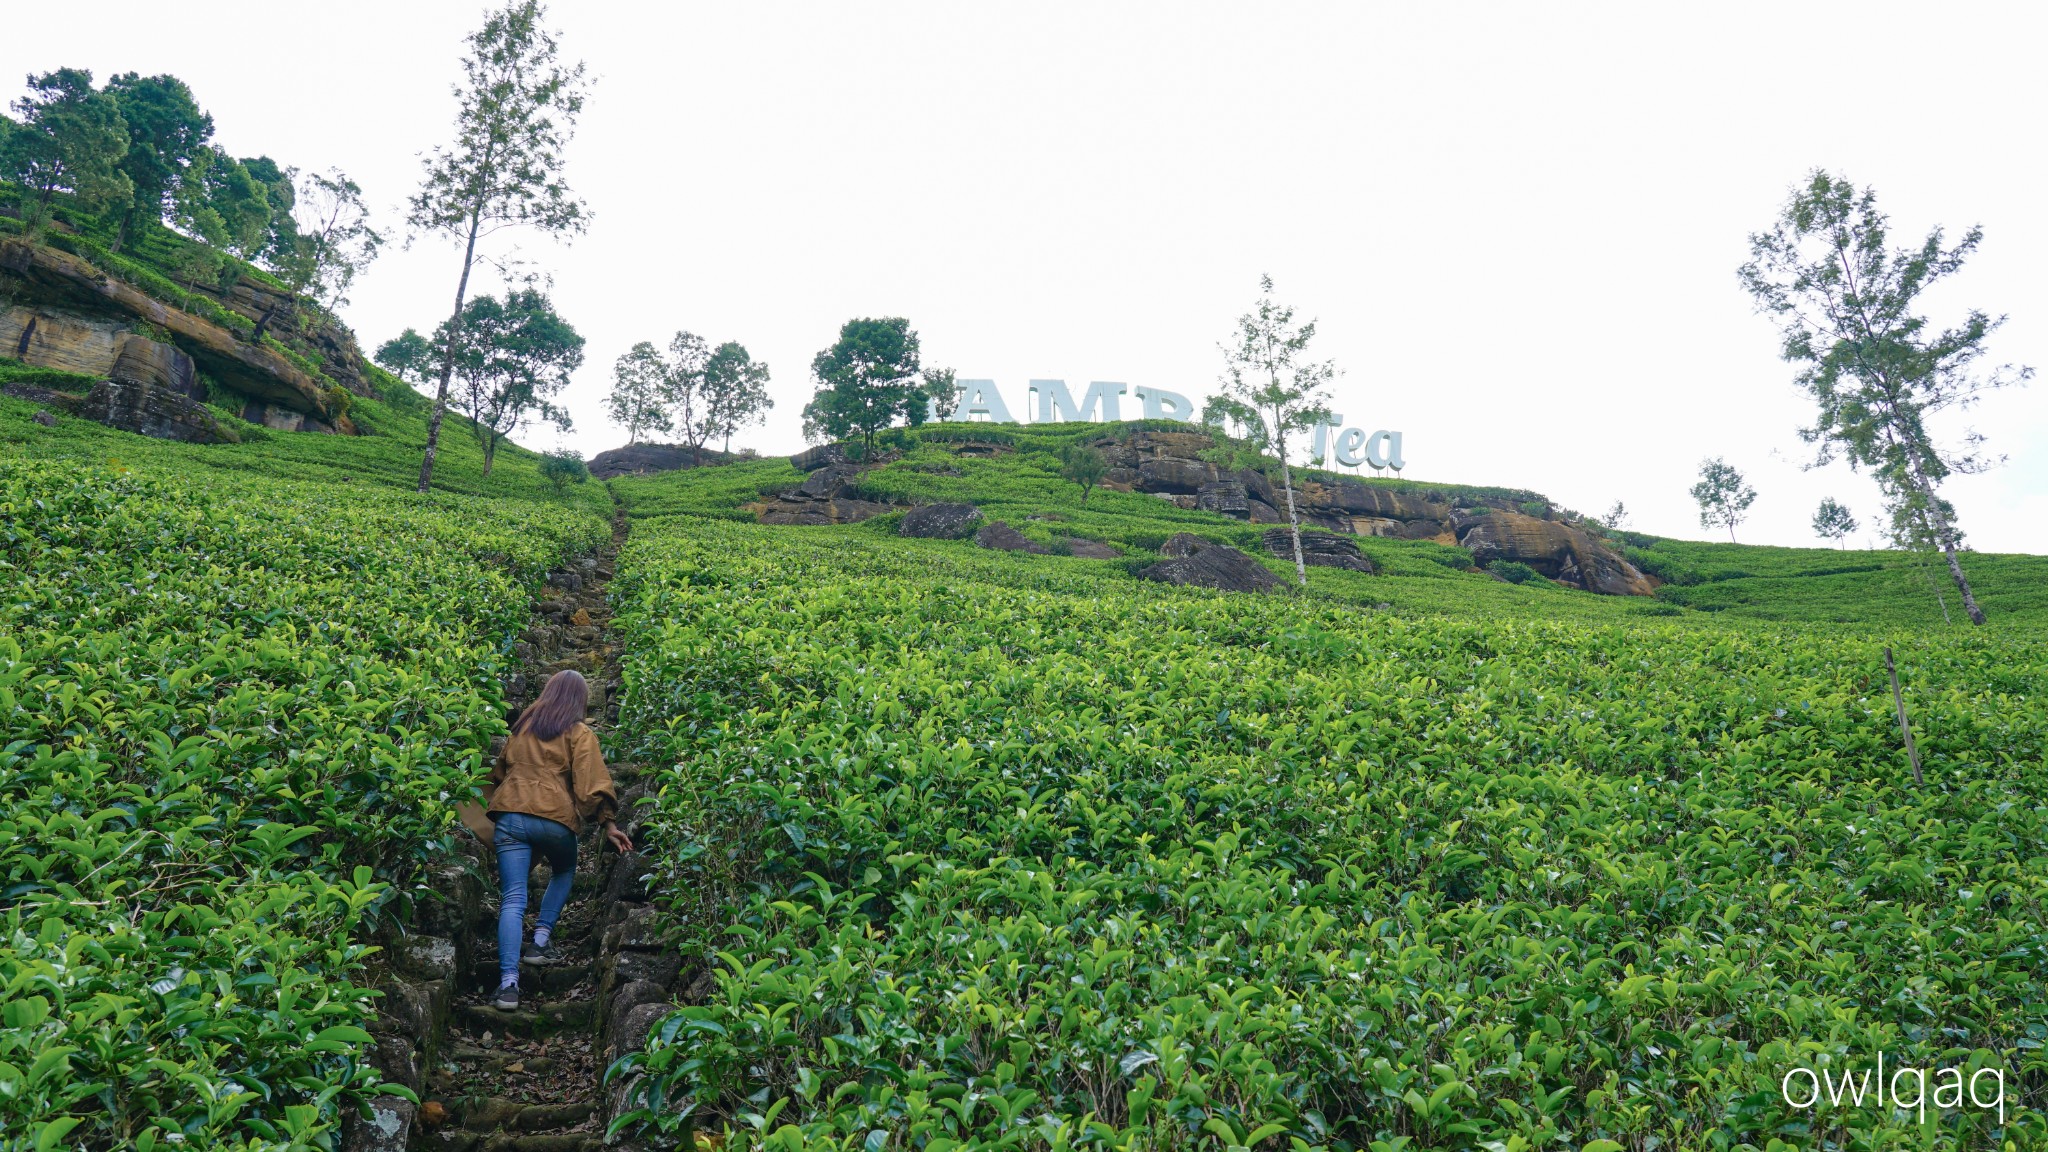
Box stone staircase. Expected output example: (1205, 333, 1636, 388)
(345, 509, 692, 1151)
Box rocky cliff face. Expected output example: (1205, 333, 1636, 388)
(0, 238, 361, 438)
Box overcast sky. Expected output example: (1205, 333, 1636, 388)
(10, 2, 2043, 551)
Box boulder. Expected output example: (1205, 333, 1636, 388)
(1137, 456, 1219, 494)
(240, 400, 337, 434)
(1139, 533, 1282, 594)
(1458, 512, 1654, 596)
(1064, 538, 1121, 559)
(975, 521, 1049, 554)
(1236, 468, 1280, 507)
(1261, 528, 1377, 573)
(899, 502, 983, 539)
(757, 497, 896, 525)
(797, 463, 864, 500)
(1196, 481, 1250, 518)
(1246, 498, 1285, 524)
(341, 1097, 414, 1152)
(77, 378, 235, 444)
(789, 442, 854, 472)
(31, 410, 56, 428)
(589, 442, 710, 479)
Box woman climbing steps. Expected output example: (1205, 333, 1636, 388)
(487, 668, 633, 1011)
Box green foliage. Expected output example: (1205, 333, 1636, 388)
(1488, 558, 1543, 584)
(0, 458, 607, 1148)
(1690, 456, 1756, 542)
(3, 69, 133, 232)
(0, 356, 100, 392)
(1813, 496, 1859, 547)
(604, 514, 2048, 1150)
(101, 72, 214, 246)
(540, 449, 590, 492)
(434, 288, 583, 474)
(801, 317, 953, 449)
(1056, 441, 1108, 503)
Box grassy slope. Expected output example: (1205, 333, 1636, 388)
(1, 367, 613, 515)
(612, 422, 2048, 631)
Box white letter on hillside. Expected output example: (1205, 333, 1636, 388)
(1364, 430, 1405, 471)
(1311, 416, 1345, 467)
(1132, 386, 1195, 422)
(1333, 427, 1367, 467)
(1034, 380, 1125, 424)
(950, 379, 1013, 424)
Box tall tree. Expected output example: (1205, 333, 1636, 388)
(275, 168, 383, 311)
(102, 72, 212, 250)
(2, 69, 131, 235)
(1210, 275, 1338, 586)
(1689, 457, 1755, 542)
(407, 0, 589, 493)
(605, 342, 674, 445)
(1812, 497, 1858, 548)
(661, 332, 714, 463)
(801, 317, 952, 452)
(1739, 171, 2031, 625)
(1601, 500, 1631, 532)
(702, 340, 773, 456)
(374, 328, 437, 388)
(436, 288, 583, 475)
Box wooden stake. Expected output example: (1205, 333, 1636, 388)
(1884, 646, 1924, 789)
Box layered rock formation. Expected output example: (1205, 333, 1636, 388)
(0, 238, 360, 440)
(586, 442, 741, 480)
(1261, 528, 1377, 573)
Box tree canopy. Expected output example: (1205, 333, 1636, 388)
(802, 317, 953, 451)
(436, 288, 584, 475)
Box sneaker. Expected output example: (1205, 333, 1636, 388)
(524, 939, 556, 964)
(492, 983, 520, 1011)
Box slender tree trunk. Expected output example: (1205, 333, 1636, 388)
(1273, 415, 1307, 587)
(1913, 470, 1986, 625)
(417, 213, 482, 494)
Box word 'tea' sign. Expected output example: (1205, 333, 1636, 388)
(930, 379, 1405, 471)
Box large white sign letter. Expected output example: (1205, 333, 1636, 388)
(949, 379, 1013, 423)
(1132, 386, 1195, 422)
(1033, 379, 1125, 423)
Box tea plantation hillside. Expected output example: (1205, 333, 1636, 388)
(6, 405, 2045, 1151)
(609, 423, 2048, 630)
(595, 432, 2048, 1150)
(0, 397, 610, 1148)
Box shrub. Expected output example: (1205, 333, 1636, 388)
(1489, 558, 1543, 584)
(540, 450, 591, 492)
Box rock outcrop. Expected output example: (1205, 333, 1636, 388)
(976, 520, 1049, 554)
(900, 502, 983, 539)
(1460, 512, 1654, 596)
(1138, 532, 1283, 594)
(750, 463, 900, 525)
(1262, 528, 1377, 573)
(78, 378, 236, 444)
(1, 240, 339, 419)
(588, 442, 725, 479)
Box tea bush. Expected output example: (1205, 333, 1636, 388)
(0, 460, 607, 1149)
(607, 516, 2047, 1150)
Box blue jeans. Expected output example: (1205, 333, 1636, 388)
(494, 812, 578, 984)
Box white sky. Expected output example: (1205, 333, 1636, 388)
(10, 2, 2044, 551)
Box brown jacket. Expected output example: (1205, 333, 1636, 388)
(487, 722, 619, 834)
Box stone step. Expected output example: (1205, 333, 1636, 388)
(460, 998, 594, 1037)
(424, 1131, 600, 1152)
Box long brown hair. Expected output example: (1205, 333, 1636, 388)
(514, 670, 588, 741)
